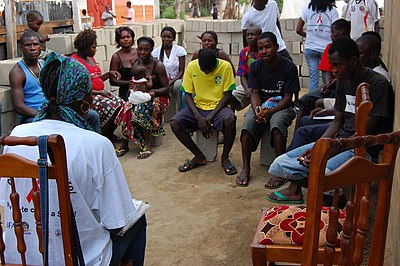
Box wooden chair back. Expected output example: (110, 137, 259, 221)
(0, 134, 77, 265)
(251, 83, 373, 265)
(302, 131, 400, 265)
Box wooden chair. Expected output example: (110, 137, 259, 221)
(0, 134, 78, 265)
(302, 131, 400, 265)
(251, 83, 374, 265)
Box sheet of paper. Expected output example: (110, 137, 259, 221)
(312, 115, 335, 120)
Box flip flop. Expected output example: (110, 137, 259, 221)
(116, 148, 129, 157)
(137, 150, 152, 159)
(266, 191, 304, 204)
(236, 175, 250, 187)
(264, 178, 288, 189)
(222, 163, 237, 175)
(178, 160, 206, 172)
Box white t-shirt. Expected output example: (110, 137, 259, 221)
(373, 65, 390, 81)
(126, 7, 135, 22)
(152, 44, 187, 80)
(241, 0, 287, 52)
(0, 120, 137, 265)
(102, 10, 116, 26)
(344, 0, 380, 40)
(300, 6, 339, 52)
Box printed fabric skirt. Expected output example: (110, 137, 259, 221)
(92, 93, 125, 127)
(115, 96, 169, 150)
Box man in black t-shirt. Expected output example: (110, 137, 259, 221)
(266, 37, 394, 204)
(236, 32, 300, 187)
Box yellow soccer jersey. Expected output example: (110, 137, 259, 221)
(181, 59, 236, 110)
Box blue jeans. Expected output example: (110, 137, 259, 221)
(269, 142, 354, 182)
(288, 122, 330, 151)
(304, 49, 323, 92)
(110, 215, 147, 266)
(86, 110, 101, 133)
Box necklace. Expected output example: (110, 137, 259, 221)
(22, 59, 41, 80)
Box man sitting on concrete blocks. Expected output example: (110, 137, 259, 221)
(236, 32, 299, 187)
(233, 25, 262, 111)
(10, 30, 101, 132)
(170, 48, 237, 175)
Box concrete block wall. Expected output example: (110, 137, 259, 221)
(184, 18, 310, 88)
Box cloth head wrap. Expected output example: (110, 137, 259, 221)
(34, 52, 93, 130)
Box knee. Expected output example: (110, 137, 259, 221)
(223, 114, 237, 127)
(170, 120, 181, 133)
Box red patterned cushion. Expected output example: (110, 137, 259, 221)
(257, 205, 346, 246)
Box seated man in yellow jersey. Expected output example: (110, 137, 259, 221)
(170, 48, 237, 175)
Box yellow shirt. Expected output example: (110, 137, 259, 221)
(181, 59, 236, 110)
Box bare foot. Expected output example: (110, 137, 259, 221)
(265, 176, 287, 189)
(267, 182, 303, 202)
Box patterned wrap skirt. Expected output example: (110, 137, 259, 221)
(115, 96, 169, 150)
(92, 93, 125, 127)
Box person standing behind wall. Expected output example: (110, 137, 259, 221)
(296, 0, 339, 92)
(344, 0, 380, 40)
(102, 5, 116, 26)
(241, 0, 292, 61)
(121, 1, 135, 23)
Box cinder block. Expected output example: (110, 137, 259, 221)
(106, 45, 118, 61)
(0, 58, 20, 86)
(213, 20, 221, 32)
(151, 135, 163, 147)
(104, 28, 116, 46)
(227, 20, 235, 32)
(300, 64, 310, 77)
(291, 54, 303, 65)
(130, 26, 144, 38)
(186, 42, 201, 54)
(46, 34, 74, 55)
(193, 129, 218, 162)
(199, 20, 207, 32)
(220, 21, 228, 32)
(154, 36, 162, 48)
(0, 86, 14, 113)
(185, 31, 201, 42)
(260, 128, 275, 166)
(1, 111, 19, 135)
(231, 43, 240, 55)
(206, 21, 213, 31)
(291, 41, 301, 55)
(231, 32, 242, 45)
(94, 29, 107, 46)
(221, 43, 230, 54)
(285, 19, 295, 31)
(186, 20, 193, 31)
(218, 33, 232, 44)
(230, 55, 239, 65)
(141, 24, 153, 37)
(282, 30, 303, 42)
(234, 20, 242, 32)
(94, 45, 106, 64)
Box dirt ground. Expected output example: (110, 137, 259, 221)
(118, 107, 301, 266)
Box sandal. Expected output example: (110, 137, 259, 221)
(137, 150, 152, 159)
(236, 175, 250, 187)
(116, 148, 129, 157)
(222, 163, 237, 175)
(178, 159, 206, 172)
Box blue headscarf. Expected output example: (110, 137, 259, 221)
(34, 52, 93, 130)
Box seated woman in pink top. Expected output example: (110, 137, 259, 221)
(71, 29, 127, 142)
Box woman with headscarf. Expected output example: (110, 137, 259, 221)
(152, 26, 187, 110)
(0, 52, 146, 265)
(115, 36, 170, 158)
(70, 29, 126, 142)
